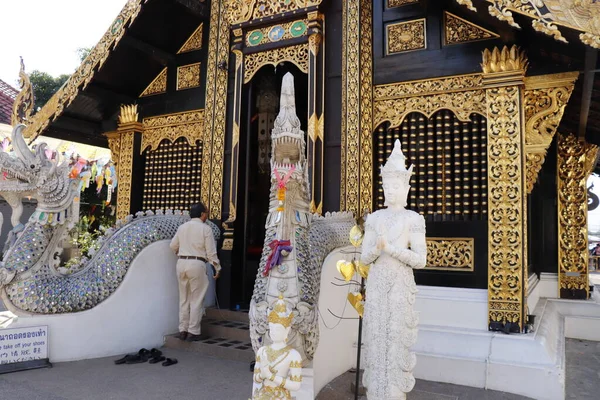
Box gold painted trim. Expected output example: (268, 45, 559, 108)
(176, 63, 202, 91)
(178, 23, 203, 54)
(141, 109, 205, 152)
(387, 0, 419, 8)
(374, 73, 484, 100)
(140, 67, 167, 97)
(227, 0, 324, 25)
(244, 44, 309, 84)
(557, 134, 598, 297)
(426, 237, 475, 271)
(385, 18, 427, 55)
(455, 0, 600, 49)
(443, 11, 500, 46)
(24, 0, 146, 142)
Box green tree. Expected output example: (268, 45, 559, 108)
(77, 47, 92, 62)
(28, 70, 69, 111)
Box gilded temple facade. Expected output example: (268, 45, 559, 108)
(20, 0, 600, 334)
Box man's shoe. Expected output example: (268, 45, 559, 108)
(178, 331, 188, 340)
(186, 334, 202, 342)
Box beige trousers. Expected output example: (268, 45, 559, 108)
(176, 260, 209, 335)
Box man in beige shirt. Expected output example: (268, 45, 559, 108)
(170, 203, 221, 342)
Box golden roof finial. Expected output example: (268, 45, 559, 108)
(11, 57, 35, 126)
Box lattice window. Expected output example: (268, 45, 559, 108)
(374, 110, 487, 220)
(143, 137, 203, 211)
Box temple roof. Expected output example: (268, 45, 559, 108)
(23, 0, 207, 147)
(0, 79, 17, 125)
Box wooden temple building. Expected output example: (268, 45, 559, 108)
(19, 0, 600, 342)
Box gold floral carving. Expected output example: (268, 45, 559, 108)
(426, 238, 474, 271)
(142, 110, 205, 152)
(105, 131, 121, 167)
(244, 44, 309, 84)
(483, 46, 527, 329)
(523, 72, 578, 194)
(245, 20, 309, 47)
(227, 0, 323, 25)
(374, 74, 483, 99)
(386, 19, 426, 55)
(203, 0, 230, 219)
(140, 67, 167, 97)
(308, 33, 322, 57)
(178, 23, 203, 54)
(374, 90, 486, 129)
(11, 58, 34, 126)
(116, 131, 135, 221)
(24, 0, 146, 141)
(557, 134, 598, 297)
(455, 0, 600, 49)
(387, 0, 419, 8)
(359, 0, 374, 214)
(177, 63, 201, 90)
(444, 11, 499, 45)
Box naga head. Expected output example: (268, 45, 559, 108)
(271, 72, 306, 171)
(0, 124, 74, 212)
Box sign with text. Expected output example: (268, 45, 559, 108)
(0, 326, 48, 365)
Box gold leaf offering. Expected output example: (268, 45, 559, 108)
(347, 292, 364, 317)
(355, 260, 370, 279)
(336, 260, 355, 281)
(349, 225, 363, 247)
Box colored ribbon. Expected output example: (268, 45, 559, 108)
(264, 239, 293, 276)
(274, 165, 296, 189)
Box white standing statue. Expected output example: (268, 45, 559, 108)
(360, 139, 427, 400)
(251, 295, 303, 400)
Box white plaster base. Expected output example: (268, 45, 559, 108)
(2, 240, 215, 362)
(294, 367, 315, 400)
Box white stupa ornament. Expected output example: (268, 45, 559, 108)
(381, 139, 413, 187)
(271, 72, 303, 142)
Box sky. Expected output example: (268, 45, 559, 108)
(0, 0, 128, 87)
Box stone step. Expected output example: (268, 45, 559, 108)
(205, 307, 249, 323)
(163, 334, 255, 363)
(201, 318, 250, 342)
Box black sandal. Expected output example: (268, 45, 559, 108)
(115, 348, 150, 365)
(162, 358, 178, 367)
(149, 356, 166, 364)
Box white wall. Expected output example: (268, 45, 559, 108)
(4, 240, 214, 362)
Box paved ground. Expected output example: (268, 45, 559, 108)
(1, 340, 599, 399)
(566, 338, 600, 400)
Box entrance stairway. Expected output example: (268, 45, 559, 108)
(163, 307, 255, 363)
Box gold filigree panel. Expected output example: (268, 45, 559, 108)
(140, 67, 167, 97)
(374, 74, 483, 99)
(455, 0, 600, 48)
(444, 11, 499, 45)
(203, 0, 229, 219)
(359, 0, 374, 215)
(177, 63, 201, 91)
(244, 44, 309, 84)
(24, 0, 146, 141)
(426, 238, 474, 271)
(142, 110, 205, 152)
(388, 0, 419, 8)
(374, 90, 486, 129)
(12, 58, 34, 126)
(523, 72, 578, 194)
(178, 23, 203, 54)
(227, 0, 323, 25)
(557, 134, 598, 297)
(246, 20, 309, 47)
(486, 84, 525, 328)
(116, 131, 135, 221)
(386, 19, 426, 55)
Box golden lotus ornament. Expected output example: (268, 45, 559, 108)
(347, 292, 364, 317)
(349, 225, 363, 247)
(336, 259, 355, 281)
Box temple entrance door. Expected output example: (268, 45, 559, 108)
(232, 64, 308, 309)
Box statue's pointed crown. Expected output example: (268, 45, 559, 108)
(268, 293, 293, 328)
(381, 139, 413, 186)
(271, 73, 304, 143)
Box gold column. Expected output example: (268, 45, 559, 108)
(557, 134, 598, 299)
(106, 104, 142, 221)
(482, 46, 528, 332)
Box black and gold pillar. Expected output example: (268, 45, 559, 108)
(482, 46, 528, 332)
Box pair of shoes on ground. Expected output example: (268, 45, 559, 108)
(114, 348, 178, 367)
(178, 331, 209, 342)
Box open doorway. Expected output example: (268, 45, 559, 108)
(231, 63, 308, 309)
